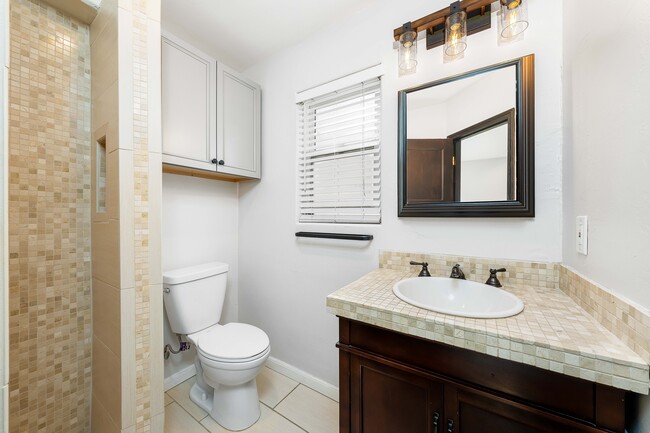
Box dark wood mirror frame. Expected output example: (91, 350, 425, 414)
(398, 54, 535, 217)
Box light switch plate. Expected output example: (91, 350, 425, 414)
(576, 216, 588, 255)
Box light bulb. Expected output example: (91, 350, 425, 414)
(398, 25, 418, 75)
(500, 0, 529, 39)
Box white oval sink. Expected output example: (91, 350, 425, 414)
(393, 277, 524, 319)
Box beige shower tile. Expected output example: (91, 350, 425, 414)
(93, 338, 122, 425)
(90, 0, 117, 46)
(148, 153, 163, 285)
(93, 279, 122, 356)
(152, 411, 165, 433)
(201, 403, 305, 433)
(105, 147, 121, 220)
(92, 394, 121, 433)
(167, 377, 208, 422)
(150, 284, 165, 415)
(257, 367, 299, 408)
(120, 287, 136, 427)
(92, 219, 122, 288)
(165, 403, 209, 433)
(91, 13, 119, 102)
(118, 149, 135, 289)
(117, 7, 134, 151)
(275, 385, 338, 433)
(1, 385, 7, 433)
(165, 393, 174, 406)
(147, 18, 162, 154)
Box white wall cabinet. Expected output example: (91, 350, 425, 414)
(162, 34, 261, 180)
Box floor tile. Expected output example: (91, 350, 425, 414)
(257, 367, 299, 408)
(275, 385, 338, 433)
(201, 403, 305, 433)
(165, 402, 210, 433)
(167, 377, 208, 421)
(165, 392, 174, 406)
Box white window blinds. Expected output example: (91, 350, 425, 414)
(297, 77, 382, 224)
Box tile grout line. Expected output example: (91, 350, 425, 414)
(260, 401, 308, 433)
(170, 401, 210, 433)
(167, 388, 209, 423)
(270, 381, 300, 409)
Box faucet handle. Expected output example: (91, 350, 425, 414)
(410, 261, 431, 277)
(485, 268, 507, 287)
(450, 264, 466, 280)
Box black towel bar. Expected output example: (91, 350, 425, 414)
(295, 232, 373, 241)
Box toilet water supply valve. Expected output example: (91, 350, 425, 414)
(164, 334, 191, 360)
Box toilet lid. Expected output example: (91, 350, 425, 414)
(197, 323, 270, 361)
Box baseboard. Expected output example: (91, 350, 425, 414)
(162, 356, 340, 402)
(266, 356, 339, 402)
(164, 364, 196, 392)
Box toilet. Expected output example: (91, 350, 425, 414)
(163, 262, 270, 431)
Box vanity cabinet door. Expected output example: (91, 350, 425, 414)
(350, 355, 444, 433)
(448, 385, 606, 433)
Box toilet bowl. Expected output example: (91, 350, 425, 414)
(163, 263, 270, 430)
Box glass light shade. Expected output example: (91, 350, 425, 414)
(444, 10, 467, 57)
(398, 30, 418, 75)
(500, 0, 529, 39)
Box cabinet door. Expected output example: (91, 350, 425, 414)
(162, 35, 216, 171)
(350, 355, 444, 433)
(216, 63, 261, 179)
(448, 385, 607, 433)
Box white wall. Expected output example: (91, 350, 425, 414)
(461, 157, 508, 202)
(240, 0, 563, 386)
(162, 173, 239, 378)
(562, 1, 650, 430)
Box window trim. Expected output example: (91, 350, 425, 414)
(296, 65, 384, 225)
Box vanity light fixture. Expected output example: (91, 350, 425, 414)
(393, 0, 530, 73)
(499, 0, 529, 39)
(398, 22, 418, 75)
(444, 1, 467, 60)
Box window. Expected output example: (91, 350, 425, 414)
(297, 77, 382, 224)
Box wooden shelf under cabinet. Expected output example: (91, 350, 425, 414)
(162, 163, 257, 182)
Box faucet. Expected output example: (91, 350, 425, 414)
(410, 261, 431, 277)
(450, 264, 466, 280)
(485, 268, 507, 287)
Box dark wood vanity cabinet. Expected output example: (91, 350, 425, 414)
(338, 318, 628, 433)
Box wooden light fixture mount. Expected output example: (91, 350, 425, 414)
(394, 0, 494, 51)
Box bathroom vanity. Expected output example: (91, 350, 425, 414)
(327, 265, 650, 433)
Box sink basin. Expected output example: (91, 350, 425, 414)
(393, 277, 524, 319)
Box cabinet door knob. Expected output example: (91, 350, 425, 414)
(447, 419, 454, 433)
(433, 412, 439, 433)
(211, 159, 225, 165)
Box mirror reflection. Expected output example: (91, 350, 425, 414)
(406, 65, 516, 203)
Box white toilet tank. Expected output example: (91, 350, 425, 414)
(163, 262, 229, 335)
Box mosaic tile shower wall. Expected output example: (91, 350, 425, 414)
(7, 0, 92, 432)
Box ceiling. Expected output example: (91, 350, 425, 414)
(161, 0, 376, 71)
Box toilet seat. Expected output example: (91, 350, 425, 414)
(194, 323, 270, 363)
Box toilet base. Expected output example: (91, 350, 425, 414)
(189, 377, 262, 431)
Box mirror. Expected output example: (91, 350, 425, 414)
(398, 55, 535, 217)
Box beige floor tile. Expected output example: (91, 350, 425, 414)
(275, 385, 338, 433)
(165, 392, 174, 406)
(167, 377, 208, 421)
(257, 367, 299, 408)
(165, 402, 210, 433)
(201, 403, 305, 433)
